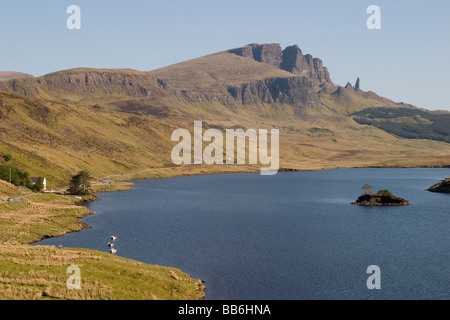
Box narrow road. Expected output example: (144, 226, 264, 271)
(1, 166, 185, 204)
(0, 188, 68, 204)
(0, 193, 40, 204)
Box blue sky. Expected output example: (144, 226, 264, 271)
(0, 0, 449, 110)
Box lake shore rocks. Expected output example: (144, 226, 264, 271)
(428, 178, 450, 193)
(352, 190, 410, 206)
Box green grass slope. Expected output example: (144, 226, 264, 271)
(0, 244, 204, 300)
(0, 191, 204, 300)
(0, 92, 177, 188)
(352, 107, 450, 143)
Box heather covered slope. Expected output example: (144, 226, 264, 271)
(0, 43, 449, 182)
(0, 92, 177, 188)
(2, 88, 449, 190)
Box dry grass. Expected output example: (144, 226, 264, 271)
(1, 67, 449, 193)
(0, 92, 179, 188)
(0, 180, 31, 201)
(1, 51, 450, 300)
(0, 245, 204, 300)
(149, 51, 294, 95)
(0, 192, 205, 300)
(0, 194, 91, 245)
(0, 71, 32, 81)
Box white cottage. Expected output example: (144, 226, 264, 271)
(30, 177, 47, 191)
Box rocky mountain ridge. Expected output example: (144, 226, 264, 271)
(228, 43, 331, 84)
(0, 43, 445, 120)
(227, 76, 321, 110)
(0, 69, 168, 100)
(0, 43, 335, 113)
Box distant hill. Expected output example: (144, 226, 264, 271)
(0, 68, 177, 117)
(0, 91, 178, 188)
(0, 71, 33, 81)
(352, 107, 450, 143)
(149, 44, 330, 111)
(0, 42, 450, 183)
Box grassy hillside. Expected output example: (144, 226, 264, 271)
(0, 68, 177, 116)
(0, 245, 204, 300)
(148, 51, 295, 94)
(1, 88, 450, 194)
(352, 107, 450, 143)
(0, 71, 33, 81)
(0, 191, 204, 300)
(0, 44, 449, 184)
(321, 86, 405, 115)
(0, 92, 178, 188)
(0, 193, 91, 245)
(0, 180, 30, 201)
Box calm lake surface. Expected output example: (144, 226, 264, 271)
(36, 168, 450, 300)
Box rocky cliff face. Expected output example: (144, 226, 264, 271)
(0, 44, 333, 113)
(0, 70, 170, 100)
(229, 43, 331, 84)
(228, 43, 283, 68)
(0, 77, 41, 97)
(39, 71, 164, 98)
(428, 178, 450, 193)
(227, 76, 321, 111)
(223, 43, 333, 111)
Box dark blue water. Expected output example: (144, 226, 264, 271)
(36, 168, 450, 300)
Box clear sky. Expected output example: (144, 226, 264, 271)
(0, 0, 449, 110)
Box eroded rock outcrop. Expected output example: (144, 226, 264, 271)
(281, 45, 330, 83)
(227, 76, 321, 111)
(352, 190, 410, 206)
(229, 43, 331, 84)
(229, 43, 283, 68)
(0, 70, 169, 100)
(355, 77, 360, 90)
(428, 178, 450, 193)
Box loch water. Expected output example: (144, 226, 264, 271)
(36, 168, 450, 300)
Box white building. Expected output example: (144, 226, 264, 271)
(30, 177, 46, 191)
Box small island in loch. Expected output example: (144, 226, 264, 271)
(428, 178, 450, 193)
(352, 184, 410, 206)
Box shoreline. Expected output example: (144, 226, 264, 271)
(0, 191, 205, 300)
(65, 164, 448, 244)
(20, 164, 450, 299)
(92, 164, 450, 195)
(28, 164, 449, 244)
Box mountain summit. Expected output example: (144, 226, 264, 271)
(0, 42, 449, 178)
(147, 43, 334, 111)
(0, 44, 340, 113)
(228, 43, 330, 84)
